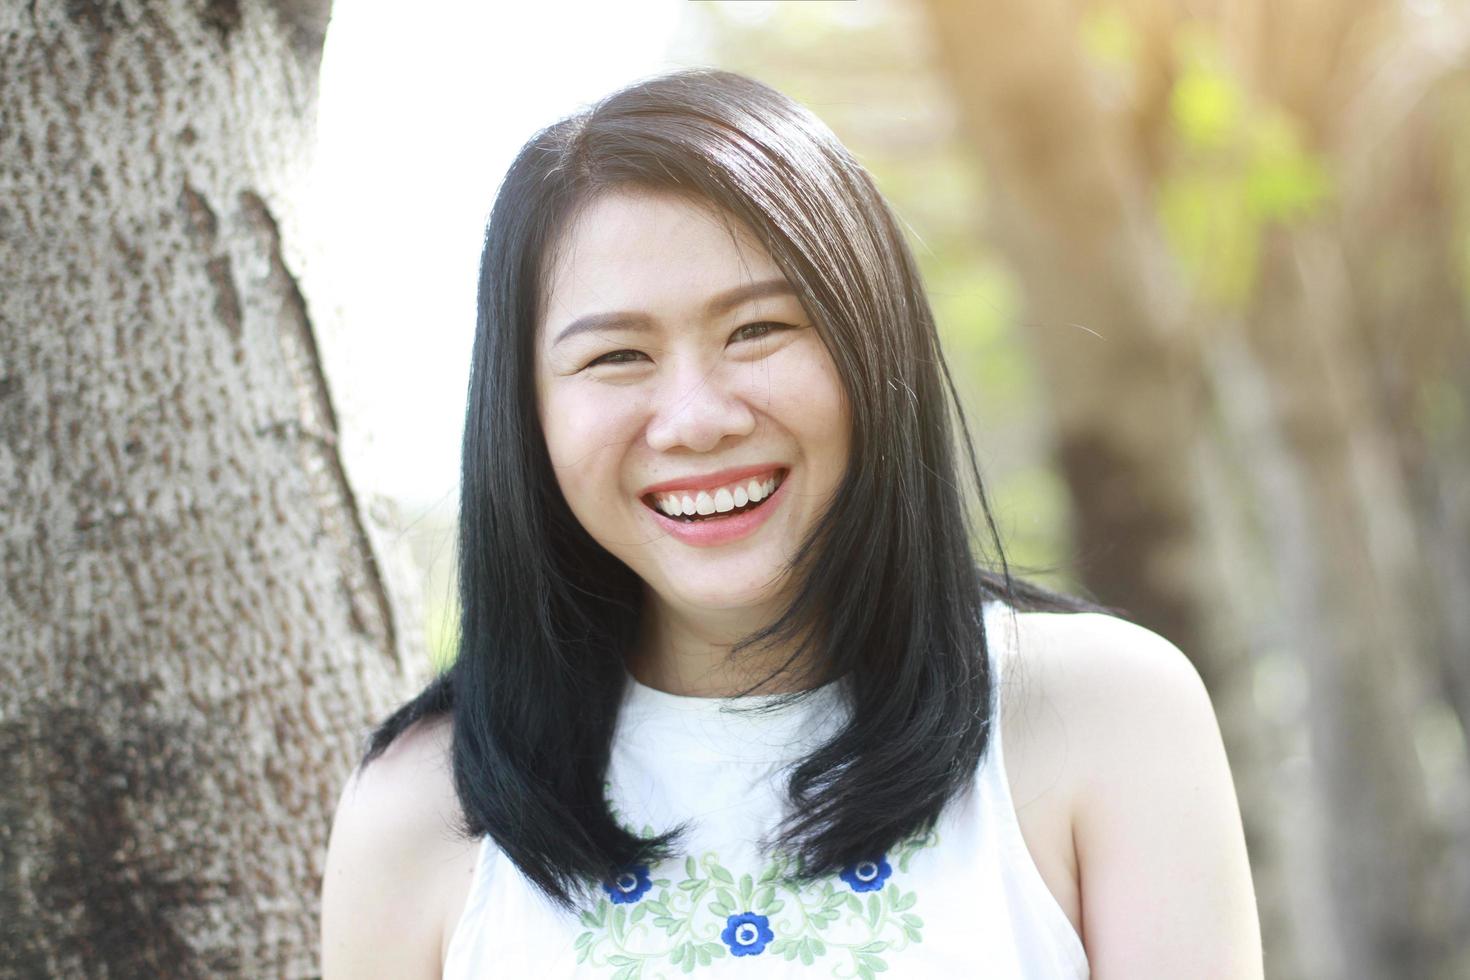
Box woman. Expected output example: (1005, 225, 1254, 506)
(321, 69, 1262, 978)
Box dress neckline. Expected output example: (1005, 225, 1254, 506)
(616, 667, 850, 766)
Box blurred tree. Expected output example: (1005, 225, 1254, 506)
(0, 1, 419, 975)
(916, 0, 1470, 977)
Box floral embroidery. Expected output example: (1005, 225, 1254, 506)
(839, 856, 892, 894)
(572, 823, 939, 979)
(720, 912, 774, 956)
(604, 864, 654, 905)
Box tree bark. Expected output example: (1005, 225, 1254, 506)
(0, 2, 417, 975)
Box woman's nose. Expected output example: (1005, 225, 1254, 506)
(644, 365, 756, 454)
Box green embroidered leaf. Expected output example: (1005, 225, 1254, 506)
(608, 955, 636, 966)
(768, 938, 792, 956)
(702, 942, 726, 959)
(810, 937, 827, 956)
(696, 946, 712, 966)
(846, 894, 863, 915)
(766, 898, 785, 914)
(671, 943, 685, 966)
(857, 941, 888, 954)
(898, 851, 913, 873)
(895, 891, 917, 911)
(677, 880, 700, 892)
(710, 901, 732, 917)
(710, 864, 734, 885)
(611, 906, 627, 940)
(867, 894, 881, 929)
(884, 885, 896, 910)
(685, 856, 697, 879)
(630, 904, 646, 924)
(612, 966, 635, 980)
(858, 951, 888, 972)
(901, 912, 924, 928)
(644, 900, 669, 917)
(579, 909, 600, 928)
(857, 966, 875, 980)
(738, 873, 754, 904)
(653, 877, 671, 887)
(753, 885, 775, 911)
(903, 925, 921, 943)
(799, 938, 815, 966)
(715, 887, 737, 911)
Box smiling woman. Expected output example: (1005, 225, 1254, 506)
(537, 189, 850, 645)
(320, 68, 1262, 980)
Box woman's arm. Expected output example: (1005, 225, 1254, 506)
(320, 718, 459, 979)
(1049, 612, 1265, 978)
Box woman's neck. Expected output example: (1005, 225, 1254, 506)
(626, 596, 817, 698)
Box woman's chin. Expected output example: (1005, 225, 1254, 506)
(653, 569, 793, 614)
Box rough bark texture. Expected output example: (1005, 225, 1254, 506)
(0, 1, 419, 975)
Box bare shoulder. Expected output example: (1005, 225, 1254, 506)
(1002, 608, 1264, 977)
(321, 714, 476, 980)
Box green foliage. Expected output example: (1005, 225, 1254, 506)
(426, 589, 458, 674)
(1080, 5, 1139, 76)
(1156, 24, 1332, 309)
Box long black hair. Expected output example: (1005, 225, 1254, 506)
(360, 67, 1109, 911)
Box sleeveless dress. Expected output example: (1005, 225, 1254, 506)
(442, 601, 1090, 978)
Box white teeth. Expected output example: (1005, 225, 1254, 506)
(652, 471, 784, 517)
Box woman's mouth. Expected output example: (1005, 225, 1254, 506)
(642, 468, 787, 523)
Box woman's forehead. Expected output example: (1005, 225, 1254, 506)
(537, 190, 789, 337)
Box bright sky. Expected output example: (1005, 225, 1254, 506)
(308, 1, 693, 509)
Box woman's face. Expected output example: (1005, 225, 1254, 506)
(535, 188, 850, 615)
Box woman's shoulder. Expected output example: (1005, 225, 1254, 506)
(321, 713, 479, 978)
(994, 604, 1211, 802)
(988, 605, 1215, 851)
(998, 606, 1258, 972)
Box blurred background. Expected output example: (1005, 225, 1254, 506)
(309, 1, 1470, 977)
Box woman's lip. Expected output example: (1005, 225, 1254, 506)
(638, 464, 788, 498)
(643, 472, 787, 548)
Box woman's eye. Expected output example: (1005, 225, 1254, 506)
(586, 349, 648, 369)
(730, 321, 793, 343)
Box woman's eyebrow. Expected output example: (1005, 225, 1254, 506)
(551, 278, 796, 347)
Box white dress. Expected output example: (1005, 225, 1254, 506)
(443, 601, 1090, 978)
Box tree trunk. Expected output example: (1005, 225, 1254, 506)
(0, 2, 418, 975)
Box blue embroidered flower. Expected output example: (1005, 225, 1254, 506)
(720, 912, 774, 956)
(602, 864, 652, 904)
(839, 854, 893, 892)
